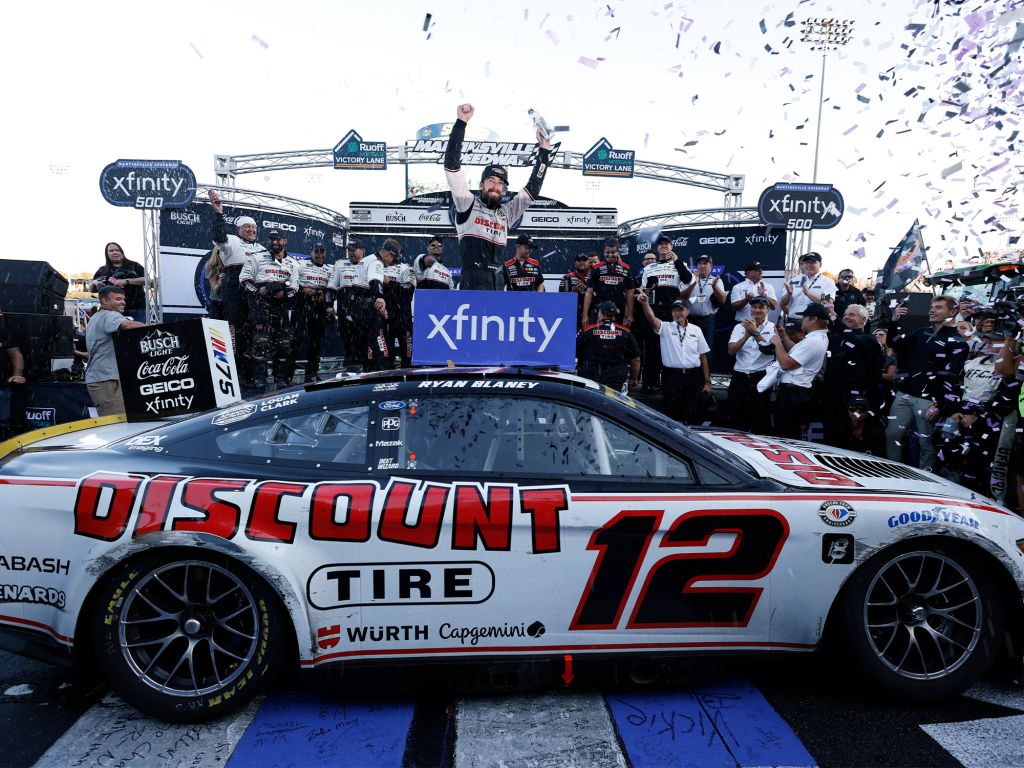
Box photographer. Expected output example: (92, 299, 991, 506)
(726, 295, 775, 433)
(89, 243, 146, 322)
(884, 295, 969, 472)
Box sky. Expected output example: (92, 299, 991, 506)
(2, 0, 1021, 280)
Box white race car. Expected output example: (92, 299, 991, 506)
(1, 367, 1021, 721)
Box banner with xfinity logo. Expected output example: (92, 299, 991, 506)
(412, 292, 576, 370)
(114, 319, 241, 421)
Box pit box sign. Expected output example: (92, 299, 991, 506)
(582, 138, 635, 178)
(757, 182, 845, 230)
(333, 130, 388, 170)
(99, 159, 196, 209)
(114, 318, 241, 422)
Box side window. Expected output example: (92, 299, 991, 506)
(210, 403, 369, 468)
(401, 396, 692, 481)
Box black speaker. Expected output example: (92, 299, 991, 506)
(0, 259, 68, 315)
(0, 313, 75, 378)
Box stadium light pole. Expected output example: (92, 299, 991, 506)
(800, 18, 855, 184)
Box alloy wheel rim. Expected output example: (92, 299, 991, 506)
(863, 551, 982, 680)
(117, 561, 259, 697)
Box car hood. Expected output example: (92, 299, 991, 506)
(696, 429, 983, 502)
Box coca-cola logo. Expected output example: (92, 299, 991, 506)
(418, 212, 442, 222)
(137, 356, 190, 380)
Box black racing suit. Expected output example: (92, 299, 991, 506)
(444, 119, 552, 290)
(560, 269, 590, 331)
(503, 257, 545, 291)
(576, 321, 640, 390)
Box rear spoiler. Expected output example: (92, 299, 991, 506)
(0, 415, 126, 461)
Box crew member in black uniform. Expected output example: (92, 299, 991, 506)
(289, 244, 334, 383)
(577, 301, 641, 392)
(351, 241, 395, 372)
(239, 230, 299, 392)
(0, 313, 28, 438)
(581, 238, 636, 326)
(503, 234, 545, 291)
(560, 254, 591, 332)
(444, 103, 553, 290)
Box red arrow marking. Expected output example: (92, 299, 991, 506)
(561, 654, 574, 685)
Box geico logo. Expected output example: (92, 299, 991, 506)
(531, 216, 561, 222)
(140, 378, 195, 395)
(698, 237, 735, 245)
(262, 221, 297, 232)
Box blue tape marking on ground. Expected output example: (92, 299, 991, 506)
(227, 688, 414, 768)
(606, 680, 815, 768)
(606, 688, 737, 768)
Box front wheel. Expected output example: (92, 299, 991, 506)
(93, 552, 287, 722)
(834, 543, 1004, 702)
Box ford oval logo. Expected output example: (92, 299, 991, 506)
(378, 400, 406, 410)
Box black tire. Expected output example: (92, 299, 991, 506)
(93, 550, 287, 722)
(834, 540, 1004, 703)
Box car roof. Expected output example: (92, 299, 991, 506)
(306, 366, 603, 393)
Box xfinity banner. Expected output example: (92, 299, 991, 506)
(114, 319, 241, 421)
(99, 159, 196, 209)
(757, 182, 844, 229)
(412, 292, 575, 370)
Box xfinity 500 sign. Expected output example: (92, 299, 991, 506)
(758, 182, 844, 230)
(99, 159, 196, 209)
(413, 292, 576, 370)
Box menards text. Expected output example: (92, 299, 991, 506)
(73, 473, 568, 553)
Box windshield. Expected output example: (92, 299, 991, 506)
(621, 393, 753, 475)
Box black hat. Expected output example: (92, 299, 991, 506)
(267, 229, 285, 240)
(597, 301, 619, 316)
(574, 253, 589, 261)
(480, 164, 510, 186)
(516, 234, 536, 248)
(312, 243, 326, 252)
(428, 235, 443, 245)
(783, 320, 803, 335)
(671, 299, 692, 311)
(346, 237, 363, 250)
(803, 302, 831, 320)
(696, 254, 712, 263)
(800, 251, 823, 263)
(381, 242, 400, 256)
(655, 234, 671, 245)
(748, 295, 771, 306)
(745, 261, 764, 271)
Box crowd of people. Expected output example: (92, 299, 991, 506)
(70, 105, 1023, 507)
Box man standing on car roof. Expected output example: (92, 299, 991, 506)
(445, 103, 553, 291)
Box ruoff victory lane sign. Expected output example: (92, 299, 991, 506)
(757, 182, 844, 230)
(99, 159, 197, 209)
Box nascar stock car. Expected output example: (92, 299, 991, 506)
(0, 367, 1022, 722)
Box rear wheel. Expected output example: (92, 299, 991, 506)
(93, 552, 287, 722)
(835, 543, 1004, 702)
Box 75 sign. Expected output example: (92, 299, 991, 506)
(570, 509, 789, 630)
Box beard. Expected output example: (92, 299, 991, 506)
(481, 188, 502, 206)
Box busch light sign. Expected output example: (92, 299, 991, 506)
(333, 129, 387, 170)
(582, 138, 635, 178)
(413, 292, 576, 370)
(99, 159, 196, 209)
(757, 182, 844, 230)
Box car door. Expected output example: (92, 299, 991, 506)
(356, 390, 784, 664)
